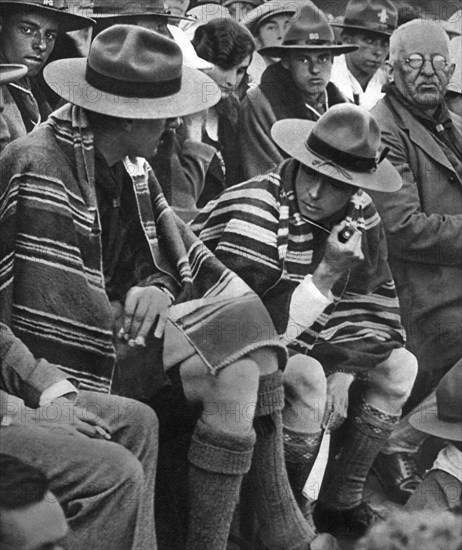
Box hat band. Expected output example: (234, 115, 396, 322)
(283, 39, 335, 47)
(343, 17, 395, 31)
(86, 63, 182, 98)
(306, 132, 377, 172)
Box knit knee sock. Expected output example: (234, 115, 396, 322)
(186, 420, 256, 550)
(321, 399, 400, 510)
(283, 426, 323, 508)
(248, 371, 317, 550)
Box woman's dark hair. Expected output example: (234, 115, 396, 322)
(192, 18, 255, 70)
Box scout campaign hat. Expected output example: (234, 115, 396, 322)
(259, 2, 358, 58)
(0, 0, 95, 31)
(271, 103, 402, 192)
(243, 0, 297, 36)
(44, 24, 220, 118)
(410, 360, 462, 442)
(0, 64, 28, 84)
(90, 0, 194, 21)
(223, 0, 261, 8)
(332, 0, 398, 37)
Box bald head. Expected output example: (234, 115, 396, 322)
(389, 19, 450, 63)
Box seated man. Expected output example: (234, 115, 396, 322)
(0, 322, 158, 550)
(193, 104, 418, 538)
(368, 20, 462, 504)
(330, 0, 397, 110)
(406, 359, 462, 512)
(0, 26, 324, 550)
(0, 0, 93, 150)
(0, 454, 68, 550)
(239, 1, 356, 179)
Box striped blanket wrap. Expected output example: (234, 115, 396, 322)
(0, 104, 287, 393)
(192, 160, 406, 375)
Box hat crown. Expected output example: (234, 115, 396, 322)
(92, 0, 169, 16)
(88, 24, 182, 85)
(343, 0, 398, 32)
(436, 361, 462, 425)
(282, 2, 334, 46)
(311, 104, 381, 161)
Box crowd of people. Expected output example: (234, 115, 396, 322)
(0, 0, 460, 548)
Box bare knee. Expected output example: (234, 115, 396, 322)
(369, 348, 418, 400)
(181, 356, 260, 434)
(284, 355, 326, 404)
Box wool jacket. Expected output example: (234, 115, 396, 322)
(0, 104, 287, 392)
(369, 94, 462, 382)
(192, 160, 405, 375)
(239, 62, 348, 180)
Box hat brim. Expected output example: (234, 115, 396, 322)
(409, 395, 462, 442)
(259, 43, 358, 57)
(0, 63, 28, 84)
(43, 58, 220, 118)
(91, 11, 195, 22)
(331, 22, 394, 37)
(271, 119, 402, 192)
(0, 1, 95, 31)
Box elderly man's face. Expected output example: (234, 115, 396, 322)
(282, 50, 333, 99)
(295, 163, 356, 222)
(389, 27, 455, 110)
(0, 10, 58, 77)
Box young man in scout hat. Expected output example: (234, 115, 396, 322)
(330, 0, 398, 110)
(367, 19, 461, 505)
(406, 358, 462, 512)
(0, 0, 94, 148)
(0, 25, 330, 550)
(193, 104, 418, 538)
(239, 1, 357, 179)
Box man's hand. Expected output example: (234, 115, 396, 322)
(322, 372, 355, 431)
(7, 397, 112, 439)
(312, 221, 364, 297)
(122, 286, 172, 345)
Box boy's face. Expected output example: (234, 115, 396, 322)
(255, 13, 292, 49)
(0, 10, 59, 77)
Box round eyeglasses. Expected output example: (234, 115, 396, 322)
(403, 53, 448, 71)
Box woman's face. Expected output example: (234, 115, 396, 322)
(207, 54, 252, 97)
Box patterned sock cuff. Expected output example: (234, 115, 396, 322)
(283, 426, 323, 463)
(354, 399, 400, 437)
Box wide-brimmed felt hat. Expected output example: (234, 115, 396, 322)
(0, 63, 28, 84)
(89, 0, 194, 21)
(332, 0, 398, 37)
(43, 24, 220, 118)
(0, 0, 95, 32)
(409, 360, 462, 441)
(243, 0, 297, 36)
(259, 2, 358, 58)
(223, 0, 261, 8)
(443, 8, 462, 39)
(271, 104, 402, 192)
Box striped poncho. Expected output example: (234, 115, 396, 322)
(192, 160, 406, 375)
(0, 104, 286, 393)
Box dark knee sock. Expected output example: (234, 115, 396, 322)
(248, 371, 317, 550)
(186, 420, 256, 550)
(321, 399, 400, 509)
(283, 426, 323, 507)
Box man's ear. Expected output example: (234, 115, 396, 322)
(281, 53, 290, 70)
(385, 60, 394, 82)
(447, 62, 456, 83)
